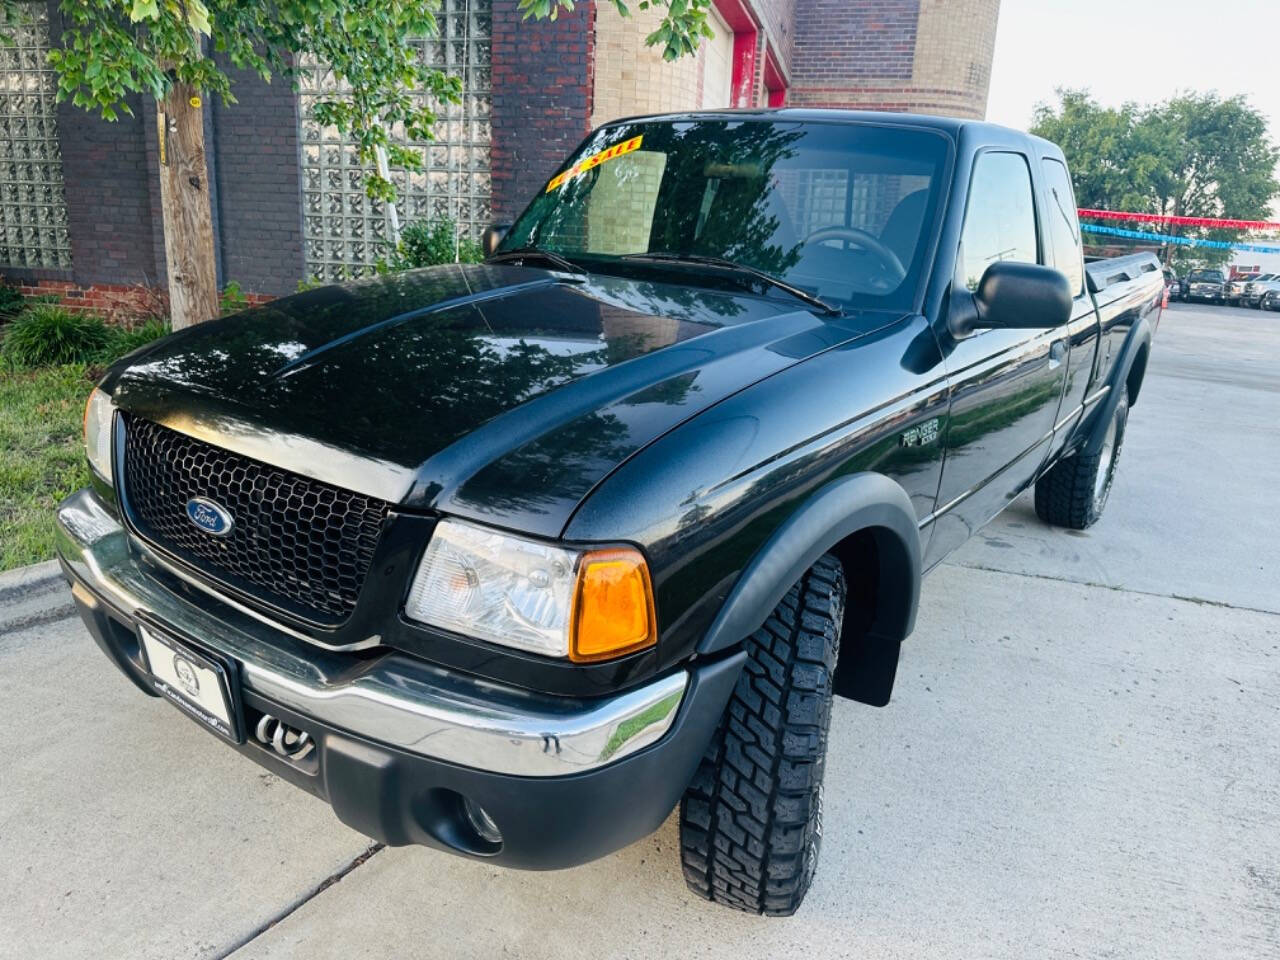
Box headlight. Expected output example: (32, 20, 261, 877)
(405, 519, 656, 662)
(83, 387, 114, 481)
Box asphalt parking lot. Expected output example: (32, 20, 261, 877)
(2, 302, 1276, 960)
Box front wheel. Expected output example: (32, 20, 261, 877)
(679, 554, 845, 916)
(1035, 393, 1128, 529)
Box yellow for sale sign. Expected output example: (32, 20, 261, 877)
(546, 136, 645, 193)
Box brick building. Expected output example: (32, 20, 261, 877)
(0, 0, 1000, 305)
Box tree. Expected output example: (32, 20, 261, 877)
(1032, 89, 1279, 270)
(7, 0, 712, 329)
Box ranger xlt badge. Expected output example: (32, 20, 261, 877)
(185, 497, 234, 536)
(900, 418, 940, 448)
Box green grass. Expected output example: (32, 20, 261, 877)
(0, 364, 95, 571)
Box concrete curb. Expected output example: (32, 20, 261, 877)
(0, 559, 61, 597)
(0, 559, 73, 635)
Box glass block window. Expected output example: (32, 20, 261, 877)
(298, 0, 492, 281)
(0, 4, 71, 270)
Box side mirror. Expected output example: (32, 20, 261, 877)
(482, 223, 511, 258)
(949, 261, 1072, 338)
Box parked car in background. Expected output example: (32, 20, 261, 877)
(1186, 269, 1227, 303)
(1262, 288, 1280, 311)
(1243, 273, 1280, 308)
(1165, 270, 1186, 302)
(1225, 272, 1260, 306)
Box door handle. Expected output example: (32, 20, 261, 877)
(1049, 340, 1067, 368)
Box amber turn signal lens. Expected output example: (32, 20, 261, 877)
(569, 548, 657, 663)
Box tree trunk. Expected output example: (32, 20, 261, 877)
(157, 82, 218, 330)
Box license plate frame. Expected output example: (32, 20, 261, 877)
(136, 618, 245, 744)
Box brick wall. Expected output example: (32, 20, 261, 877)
(795, 0, 919, 85)
(0, 3, 301, 303)
(490, 0, 595, 223)
(210, 64, 305, 295)
(39, 2, 161, 290)
(749, 0, 796, 78)
(44, 94, 161, 289)
(906, 0, 1000, 118)
(591, 1, 736, 128)
(5, 278, 272, 322)
(789, 0, 999, 120)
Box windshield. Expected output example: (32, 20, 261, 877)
(1190, 271, 1224, 282)
(500, 119, 951, 312)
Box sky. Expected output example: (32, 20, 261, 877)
(986, 0, 1280, 136)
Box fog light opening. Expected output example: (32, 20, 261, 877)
(462, 796, 502, 845)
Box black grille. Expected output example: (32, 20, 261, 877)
(122, 416, 390, 623)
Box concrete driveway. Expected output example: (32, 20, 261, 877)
(2, 303, 1277, 959)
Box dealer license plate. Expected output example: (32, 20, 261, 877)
(138, 623, 243, 743)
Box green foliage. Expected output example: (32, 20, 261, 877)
(0, 363, 95, 570)
(0, 304, 170, 369)
(1032, 89, 1280, 270)
(43, 0, 463, 204)
(0, 283, 24, 319)
(1, 304, 113, 368)
(219, 280, 249, 316)
(379, 219, 483, 272)
(519, 0, 715, 61)
(104, 318, 171, 362)
(27, 1, 711, 209)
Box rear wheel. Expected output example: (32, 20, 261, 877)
(679, 554, 844, 916)
(1035, 393, 1128, 530)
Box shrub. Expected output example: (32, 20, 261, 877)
(379, 218, 483, 272)
(297, 275, 330, 292)
(101, 318, 171, 363)
(220, 280, 249, 316)
(1, 304, 113, 368)
(0, 284, 25, 320)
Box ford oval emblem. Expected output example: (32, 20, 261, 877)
(186, 497, 234, 537)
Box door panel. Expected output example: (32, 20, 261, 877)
(1045, 295, 1098, 458)
(1039, 156, 1098, 459)
(924, 149, 1067, 567)
(926, 326, 1064, 564)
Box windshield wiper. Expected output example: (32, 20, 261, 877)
(487, 246, 586, 276)
(620, 252, 841, 316)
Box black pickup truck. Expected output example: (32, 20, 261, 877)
(57, 110, 1162, 917)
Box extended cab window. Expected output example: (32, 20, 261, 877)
(501, 120, 950, 312)
(958, 151, 1038, 291)
(1041, 158, 1084, 295)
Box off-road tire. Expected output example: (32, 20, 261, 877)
(679, 554, 845, 916)
(1035, 393, 1129, 529)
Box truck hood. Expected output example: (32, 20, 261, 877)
(107, 264, 889, 536)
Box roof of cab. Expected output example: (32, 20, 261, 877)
(602, 107, 993, 136)
(593, 106, 1064, 156)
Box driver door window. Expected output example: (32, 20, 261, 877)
(958, 152, 1039, 291)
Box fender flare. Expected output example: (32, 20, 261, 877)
(1083, 314, 1151, 456)
(697, 472, 922, 657)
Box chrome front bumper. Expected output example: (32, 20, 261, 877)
(55, 488, 688, 778)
